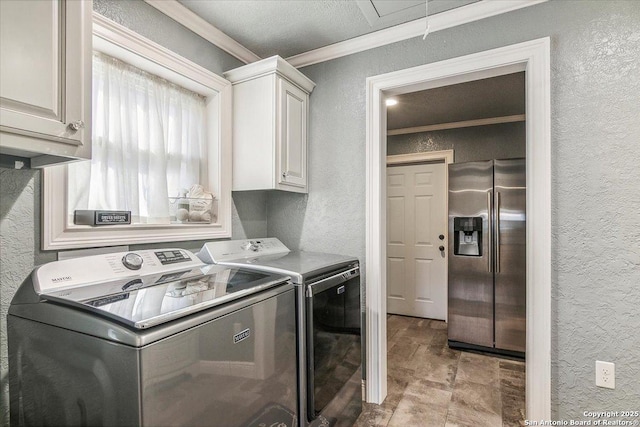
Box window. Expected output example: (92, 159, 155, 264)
(69, 53, 209, 224)
(42, 14, 232, 250)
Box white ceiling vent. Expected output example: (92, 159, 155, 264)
(356, 0, 425, 26)
(356, 0, 480, 28)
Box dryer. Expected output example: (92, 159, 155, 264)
(197, 238, 362, 427)
(8, 248, 297, 427)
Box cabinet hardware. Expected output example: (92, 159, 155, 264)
(68, 120, 85, 132)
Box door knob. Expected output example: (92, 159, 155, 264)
(439, 246, 445, 251)
(439, 234, 445, 240)
(68, 120, 85, 132)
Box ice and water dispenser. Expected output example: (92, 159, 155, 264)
(453, 217, 482, 256)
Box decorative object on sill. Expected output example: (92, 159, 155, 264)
(169, 185, 217, 224)
(189, 184, 216, 222)
(74, 210, 131, 226)
(176, 189, 190, 223)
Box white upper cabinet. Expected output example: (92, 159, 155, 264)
(0, 0, 92, 167)
(224, 56, 315, 193)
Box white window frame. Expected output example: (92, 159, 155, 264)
(42, 13, 232, 250)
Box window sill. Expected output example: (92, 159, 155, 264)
(43, 164, 232, 250)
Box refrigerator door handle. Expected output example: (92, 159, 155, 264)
(487, 191, 493, 273)
(495, 191, 501, 273)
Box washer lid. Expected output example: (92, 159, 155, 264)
(198, 238, 358, 282)
(42, 265, 287, 329)
(217, 251, 358, 283)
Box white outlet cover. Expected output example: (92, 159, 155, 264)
(595, 360, 615, 389)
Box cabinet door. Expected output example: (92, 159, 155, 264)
(0, 0, 91, 164)
(277, 77, 307, 192)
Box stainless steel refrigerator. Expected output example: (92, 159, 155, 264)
(447, 159, 526, 356)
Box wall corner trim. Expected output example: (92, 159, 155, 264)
(287, 0, 548, 68)
(143, 0, 261, 64)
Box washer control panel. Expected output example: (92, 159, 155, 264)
(122, 253, 144, 270)
(35, 248, 204, 294)
(154, 250, 191, 265)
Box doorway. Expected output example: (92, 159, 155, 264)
(385, 70, 526, 325)
(364, 38, 552, 419)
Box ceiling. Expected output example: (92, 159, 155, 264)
(170, 1, 524, 129)
(177, 0, 479, 59)
(387, 72, 525, 130)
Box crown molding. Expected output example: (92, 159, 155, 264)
(387, 114, 526, 136)
(142, 0, 547, 69)
(144, 0, 261, 64)
(286, 0, 548, 68)
(224, 56, 316, 93)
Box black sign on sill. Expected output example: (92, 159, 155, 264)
(74, 210, 131, 226)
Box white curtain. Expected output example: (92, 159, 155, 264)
(68, 53, 207, 224)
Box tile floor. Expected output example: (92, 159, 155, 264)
(354, 315, 525, 427)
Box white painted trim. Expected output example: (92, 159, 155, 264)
(365, 78, 387, 403)
(92, 13, 230, 93)
(287, 0, 547, 68)
(143, 0, 260, 64)
(42, 15, 233, 250)
(386, 149, 454, 165)
(366, 38, 551, 420)
(138, 0, 547, 70)
(388, 114, 526, 136)
(224, 55, 316, 93)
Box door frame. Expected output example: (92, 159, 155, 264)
(365, 38, 551, 419)
(386, 150, 454, 321)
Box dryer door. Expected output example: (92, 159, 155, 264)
(305, 266, 361, 421)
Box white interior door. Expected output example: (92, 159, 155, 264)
(387, 162, 447, 320)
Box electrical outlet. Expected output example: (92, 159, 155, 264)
(595, 361, 615, 389)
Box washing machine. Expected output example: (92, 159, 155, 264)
(8, 248, 298, 427)
(197, 238, 362, 427)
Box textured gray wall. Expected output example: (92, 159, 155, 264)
(266, 0, 640, 418)
(0, 2, 264, 424)
(0, 168, 40, 423)
(231, 191, 268, 239)
(2, 0, 639, 421)
(387, 122, 526, 162)
(93, 0, 243, 75)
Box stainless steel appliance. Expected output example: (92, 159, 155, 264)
(197, 238, 362, 427)
(8, 249, 298, 426)
(448, 159, 526, 356)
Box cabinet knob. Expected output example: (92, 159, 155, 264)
(439, 234, 445, 240)
(68, 120, 85, 132)
(282, 172, 287, 178)
(439, 246, 445, 251)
